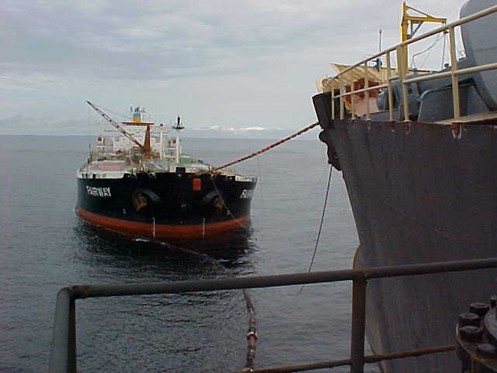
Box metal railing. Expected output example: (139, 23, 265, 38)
(49, 257, 497, 373)
(329, 4, 497, 122)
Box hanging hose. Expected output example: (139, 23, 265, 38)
(242, 289, 257, 372)
(138, 122, 325, 368)
(206, 122, 319, 173)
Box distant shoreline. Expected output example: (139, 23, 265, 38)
(0, 131, 319, 141)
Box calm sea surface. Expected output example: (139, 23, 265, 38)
(0, 135, 368, 372)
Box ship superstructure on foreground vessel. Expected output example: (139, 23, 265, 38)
(76, 102, 257, 240)
(313, 1, 497, 372)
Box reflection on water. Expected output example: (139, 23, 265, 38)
(71, 221, 257, 372)
(73, 221, 257, 278)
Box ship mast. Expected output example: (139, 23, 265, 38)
(173, 116, 184, 164)
(86, 101, 151, 152)
(400, 2, 446, 73)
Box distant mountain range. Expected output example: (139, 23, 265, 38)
(0, 115, 318, 140)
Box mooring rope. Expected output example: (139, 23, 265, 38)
(137, 121, 324, 368)
(297, 164, 333, 295)
(207, 122, 319, 173)
(152, 240, 257, 371)
(211, 176, 248, 229)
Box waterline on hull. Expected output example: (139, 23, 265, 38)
(75, 207, 250, 240)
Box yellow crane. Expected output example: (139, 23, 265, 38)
(400, 2, 446, 72)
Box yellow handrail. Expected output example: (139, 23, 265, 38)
(327, 4, 497, 122)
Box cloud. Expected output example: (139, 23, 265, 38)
(0, 0, 410, 80)
(0, 0, 469, 135)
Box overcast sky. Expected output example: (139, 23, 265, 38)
(1, 0, 467, 136)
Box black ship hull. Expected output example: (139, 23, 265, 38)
(76, 172, 256, 240)
(315, 99, 497, 371)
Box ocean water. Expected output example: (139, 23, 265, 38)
(0, 134, 366, 372)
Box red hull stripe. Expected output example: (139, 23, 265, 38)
(75, 207, 249, 239)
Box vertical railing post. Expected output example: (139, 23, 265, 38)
(350, 76, 355, 118)
(448, 26, 461, 119)
(364, 62, 370, 120)
(350, 276, 367, 373)
(386, 51, 394, 121)
(331, 84, 336, 120)
(49, 288, 77, 373)
(397, 45, 410, 121)
(69, 297, 77, 373)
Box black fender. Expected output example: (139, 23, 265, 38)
(131, 189, 162, 216)
(200, 190, 225, 216)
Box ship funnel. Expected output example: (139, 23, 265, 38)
(174, 116, 185, 131)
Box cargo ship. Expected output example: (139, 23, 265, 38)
(76, 102, 257, 241)
(313, 1, 497, 372)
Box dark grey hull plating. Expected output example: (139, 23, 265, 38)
(311, 1, 497, 371)
(317, 110, 497, 371)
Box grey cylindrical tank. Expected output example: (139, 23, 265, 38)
(460, 0, 497, 109)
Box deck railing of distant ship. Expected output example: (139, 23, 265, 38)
(324, 4, 497, 123)
(48, 257, 497, 373)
